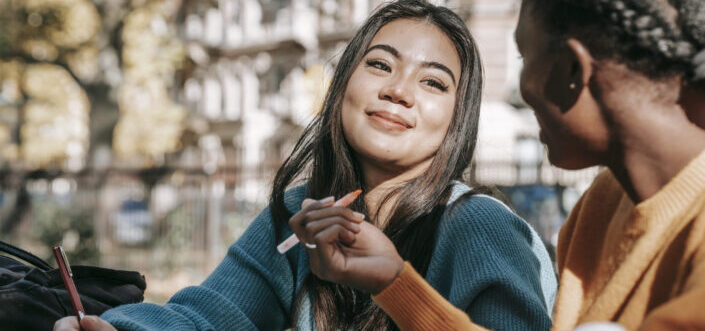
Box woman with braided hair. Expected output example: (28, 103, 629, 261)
(516, 0, 705, 329)
(264, 0, 705, 330)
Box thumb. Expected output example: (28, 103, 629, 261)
(80, 316, 116, 331)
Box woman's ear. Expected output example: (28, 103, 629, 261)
(543, 38, 594, 113)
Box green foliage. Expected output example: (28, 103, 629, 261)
(31, 195, 100, 265)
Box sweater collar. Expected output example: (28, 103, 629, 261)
(634, 148, 705, 223)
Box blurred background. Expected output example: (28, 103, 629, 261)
(0, 0, 598, 303)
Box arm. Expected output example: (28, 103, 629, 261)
(373, 262, 486, 331)
(99, 206, 297, 331)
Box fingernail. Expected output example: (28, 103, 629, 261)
(320, 196, 334, 204)
(352, 212, 365, 220)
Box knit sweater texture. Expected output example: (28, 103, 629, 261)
(101, 183, 556, 330)
(552, 150, 705, 330)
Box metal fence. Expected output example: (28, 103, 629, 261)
(0, 161, 598, 302)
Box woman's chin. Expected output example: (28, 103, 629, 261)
(546, 149, 596, 170)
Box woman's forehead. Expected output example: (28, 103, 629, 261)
(368, 19, 461, 77)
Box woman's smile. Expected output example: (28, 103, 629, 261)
(366, 110, 413, 132)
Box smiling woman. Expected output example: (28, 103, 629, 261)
(53, 1, 556, 331)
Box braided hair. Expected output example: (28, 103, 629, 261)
(526, 0, 705, 83)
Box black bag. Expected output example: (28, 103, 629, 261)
(0, 241, 146, 330)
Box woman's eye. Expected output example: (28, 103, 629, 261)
(423, 79, 449, 92)
(366, 60, 391, 72)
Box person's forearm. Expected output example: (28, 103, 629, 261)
(372, 262, 488, 331)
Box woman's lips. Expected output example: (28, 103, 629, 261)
(366, 111, 412, 132)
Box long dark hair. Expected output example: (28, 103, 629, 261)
(524, 0, 705, 84)
(269, 1, 483, 329)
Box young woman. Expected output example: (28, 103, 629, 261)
(53, 1, 556, 330)
(302, 0, 705, 330)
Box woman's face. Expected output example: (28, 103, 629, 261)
(515, 4, 609, 169)
(342, 18, 461, 175)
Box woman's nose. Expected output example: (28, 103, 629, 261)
(379, 76, 415, 108)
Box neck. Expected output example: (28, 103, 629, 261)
(681, 83, 705, 129)
(362, 158, 433, 227)
(607, 103, 705, 203)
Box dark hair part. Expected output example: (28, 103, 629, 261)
(269, 0, 483, 329)
(525, 0, 705, 83)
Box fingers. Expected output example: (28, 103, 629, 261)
(311, 224, 356, 281)
(289, 194, 365, 247)
(306, 207, 365, 224)
(288, 197, 335, 236)
(54, 316, 79, 331)
(81, 316, 117, 331)
(299, 206, 364, 247)
(304, 216, 361, 245)
(313, 224, 356, 248)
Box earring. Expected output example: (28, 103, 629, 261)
(569, 83, 576, 90)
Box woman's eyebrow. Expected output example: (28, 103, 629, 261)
(422, 61, 456, 86)
(364, 44, 457, 86)
(364, 44, 400, 58)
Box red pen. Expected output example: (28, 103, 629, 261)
(53, 246, 86, 323)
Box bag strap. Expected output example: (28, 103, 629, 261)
(0, 240, 52, 271)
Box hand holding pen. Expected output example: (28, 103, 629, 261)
(278, 189, 363, 254)
(52, 247, 116, 331)
(284, 189, 404, 294)
(53, 247, 85, 323)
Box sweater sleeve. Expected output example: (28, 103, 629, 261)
(100, 205, 296, 331)
(375, 195, 556, 331)
(373, 262, 487, 331)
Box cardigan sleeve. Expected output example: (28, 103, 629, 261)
(100, 205, 297, 331)
(373, 262, 487, 331)
(375, 194, 556, 331)
(640, 236, 705, 330)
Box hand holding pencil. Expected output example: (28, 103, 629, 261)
(278, 189, 364, 254)
(285, 189, 404, 294)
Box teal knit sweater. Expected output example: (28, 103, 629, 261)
(102, 184, 556, 330)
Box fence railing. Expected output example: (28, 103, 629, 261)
(0, 161, 598, 302)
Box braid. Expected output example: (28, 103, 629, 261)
(675, 0, 705, 81)
(597, 0, 690, 58)
(530, 0, 705, 82)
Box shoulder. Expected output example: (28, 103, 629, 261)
(442, 187, 529, 241)
(437, 188, 545, 264)
(282, 184, 309, 214)
(580, 169, 624, 204)
(430, 184, 557, 311)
